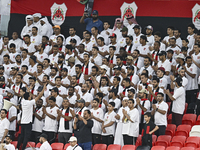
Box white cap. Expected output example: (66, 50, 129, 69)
(68, 136, 77, 142)
(33, 13, 42, 18)
(122, 97, 129, 101)
(101, 65, 107, 71)
(175, 53, 185, 59)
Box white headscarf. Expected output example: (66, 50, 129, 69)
(25, 15, 33, 26)
(40, 17, 53, 37)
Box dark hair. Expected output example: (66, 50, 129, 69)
(23, 35, 30, 38)
(72, 75, 78, 80)
(92, 66, 99, 72)
(116, 56, 123, 61)
(157, 92, 164, 97)
(109, 46, 116, 51)
(3, 54, 10, 59)
(84, 109, 91, 115)
(96, 92, 103, 99)
(123, 78, 131, 83)
(92, 26, 98, 31)
(49, 96, 56, 102)
(154, 41, 161, 46)
(37, 64, 43, 69)
(98, 37, 104, 42)
(141, 73, 148, 78)
(22, 49, 28, 53)
(24, 92, 30, 100)
(144, 57, 151, 62)
(104, 21, 110, 25)
(185, 56, 192, 61)
(93, 98, 99, 103)
(188, 23, 195, 29)
(22, 65, 28, 70)
(154, 31, 161, 37)
(75, 64, 82, 69)
(32, 26, 38, 31)
(53, 45, 58, 48)
(79, 43, 85, 49)
(134, 49, 140, 54)
(109, 102, 115, 107)
(144, 112, 151, 117)
(152, 75, 160, 83)
(128, 99, 135, 103)
(114, 76, 121, 82)
(86, 79, 92, 84)
(55, 76, 62, 81)
(3, 36, 9, 40)
(42, 36, 49, 41)
(44, 58, 50, 63)
(1, 109, 8, 114)
(182, 38, 189, 43)
(10, 43, 16, 48)
(69, 27, 76, 31)
(167, 26, 175, 30)
(44, 75, 49, 80)
(68, 85, 74, 90)
(170, 37, 176, 42)
(17, 74, 23, 79)
(57, 36, 64, 42)
(85, 31, 92, 36)
(93, 46, 99, 51)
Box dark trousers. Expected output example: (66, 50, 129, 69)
(92, 134, 101, 145)
(42, 130, 56, 144)
(102, 135, 114, 146)
(123, 135, 136, 145)
(196, 100, 200, 117)
(139, 123, 144, 134)
(8, 131, 15, 141)
(17, 123, 32, 150)
(58, 132, 72, 145)
(31, 131, 41, 143)
(172, 112, 183, 127)
(155, 125, 166, 137)
(186, 90, 197, 105)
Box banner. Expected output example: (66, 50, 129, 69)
(120, 2, 138, 20)
(192, 3, 200, 30)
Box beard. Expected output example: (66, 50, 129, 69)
(92, 17, 98, 20)
(58, 60, 62, 64)
(40, 141, 43, 144)
(16, 60, 21, 63)
(81, 89, 86, 93)
(5, 141, 9, 144)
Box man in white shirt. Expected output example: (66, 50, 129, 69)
(33, 13, 42, 32)
(174, 28, 182, 48)
(50, 25, 65, 45)
(164, 77, 185, 127)
(66, 27, 81, 46)
(4, 134, 15, 150)
(38, 133, 52, 150)
(50, 87, 63, 108)
(21, 35, 36, 55)
(163, 26, 175, 47)
(187, 23, 195, 49)
(145, 25, 154, 46)
(133, 25, 143, 49)
(31, 26, 42, 46)
(42, 96, 59, 144)
(8, 32, 23, 53)
(80, 84, 93, 109)
(67, 136, 82, 150)
(0, 109, 10, 143)
(16, 84, 46, 150)
(151, 92, 168, 136)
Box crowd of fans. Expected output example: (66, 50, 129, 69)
(0, 9, 199, 150)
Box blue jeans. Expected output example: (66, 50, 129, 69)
(78, 142, 92, 150)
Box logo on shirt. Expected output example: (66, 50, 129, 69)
(192, 4, 200, 30)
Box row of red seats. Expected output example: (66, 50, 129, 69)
(152, 146, 200, 150)
(165, 124, 192, 137)
(166, 102, 188, 116)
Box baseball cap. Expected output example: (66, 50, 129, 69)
(158, 51, 166, 56)
(113, 66, 121, 70)
(127, 88, 135, 93)
(140, 35, 148, 42)
(0, 66, 4, 70)
(29, 76, 36, 81)
(126, 56, 133, 60)
(37, 86, 43, 92)
(53, 25, 61, 29)
(5, 134, 12, 140)
(101, 65, 108, 71)
(68, 136, 77, 142)
(76, 98, 85, 104)
(175, 53, 185, 59)
(126, 65, 134, 70)
(92, 10, 98, 15)
(62, 68, 68, 72)
(133, 25, 140, 29)
(158, 67, 165, 73)
(6, 89, 14, 95)
(122, 97, 129, 101)
(0, 76, 5, 81)
(139, 89, 148, 94)
(146, 25, 153, 31)
(68, 57, 75, 63)
(109, 33, 117, 38)
(120, 27, 128, 32)
(58, 53, 65, 59)
(38, 133, 48, 139)
(11, 66, 19, 71)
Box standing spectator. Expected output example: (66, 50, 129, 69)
(151, 92, 168, 136)
(101, 102, 116, 146)
(8, 32, 23, 53)
(21, 15, 33, 38)
(74, 110, 93, 150)
(164, 77, 185, 126)
(187, 23, 195, 49)
(80, 10, 103, 32)
(57, 99, 73, 145)
(0, 109, 10, 143)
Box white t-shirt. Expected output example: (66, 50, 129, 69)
(21, 99, 35, 124)
(80, 92, 93, 109)
(67, 95, 77, 105)
(22, 42, 36, 53)
(4, 143, 15, 150)
(49, 53, 59, 65)
(31, 35, 42, 46)
(185, 63, 198, 90)
(8, 106, 17, 131)
(8, 38, 23, 53)
(40, 141, 52, 150)
(117, 37, 126, 47)
(122, 108, 139, 137)
(154, 101, 168, 126)
(32, 107, 43, 132)
(58, 108, 73, 133)
(109, 98, 121, 112)
(66, 145, 82, 150)
(187, 34, 195, 49)
(50, 34, 65, 45)
(82, 41, 93, 52)
(100, 29, 112, 45)
(172, 87, 185, 114)
(43, 106, 59, 132)
(0, 118, 10, 139)
(55, 95, 64, 108)
(102, 111, 116, 136)
(138, 99, 150, 123)
(133, 34, 142, 49)
(34, 52, 48, 63)
(65, 35, 81, 46)
(91, 108, 104, 134)
(146, 35, 155, 46)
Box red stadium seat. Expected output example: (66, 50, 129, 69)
(122, 145, 136, 150)
(166, 146, 181, 150)
(51, 143, 64, 150)
(166, 124, 177, 137)
(93, 144, 107, 150)
(26, 142, 36, 148)
(63, 143, 70, 150)
(182, 114, 197, 126)
(11, 141, 17, 148)
(152, 135, 157, 146)
(36, 143, 42, 148)
(151, 146, 165, 150)
(107, 144, 121, 150)
(196, 148, 200, 150)
(170, 136, 186, 148)
(180, 147, 195, 150)
(184, 137, 200, 148)
(175, 125, 191, 137)
(168, 114, 172, 124)
(135, 135, 142, 147)
(196, 115, 200, 125)
(184, 103, 188, 114)
(155, 135, 172, 147)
